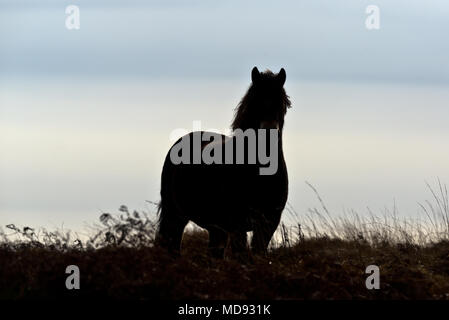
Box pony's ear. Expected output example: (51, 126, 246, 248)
(251, 67, 260, 84)
(278, 68, 286, 86)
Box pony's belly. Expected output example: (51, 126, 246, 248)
(174, 188, 253, 231)
(171, 166, 255, 231)
(189, 212, 254, 233)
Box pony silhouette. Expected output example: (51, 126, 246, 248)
(156, 67, 291, 257)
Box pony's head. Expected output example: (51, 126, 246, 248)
(231, 67, 291, 131)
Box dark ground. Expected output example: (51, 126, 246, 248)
(1, 228, 448, 300)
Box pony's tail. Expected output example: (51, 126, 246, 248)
(155, 153, 172, 244)
(155, 151, 189, 252)
(155, 137, 189, 254)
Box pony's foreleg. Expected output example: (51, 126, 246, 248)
(155, 211, 188, 255)
(229, 231, 248, 259)
(208, 227, 228, 258)
(251, 217, 280, 255)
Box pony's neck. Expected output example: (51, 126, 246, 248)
(277, 130, 285, 155)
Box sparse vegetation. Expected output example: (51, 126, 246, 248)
(1, 182, 448, 300)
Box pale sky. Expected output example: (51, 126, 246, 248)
(1, 1, 449, 232)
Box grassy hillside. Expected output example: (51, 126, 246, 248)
(1, 220, 448, 300)
(1, 183, 448, 300)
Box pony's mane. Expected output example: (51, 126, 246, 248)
(231, 70, 291, 131)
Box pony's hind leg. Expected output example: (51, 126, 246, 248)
(155, 209, 188, 255)
(208, 227, 228, 258)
